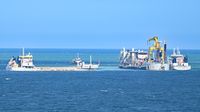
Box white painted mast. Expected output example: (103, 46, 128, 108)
(90, 56, 92, 64)
(22, 48, 25, 56)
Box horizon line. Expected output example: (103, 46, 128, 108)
(0, 47, 200, 50)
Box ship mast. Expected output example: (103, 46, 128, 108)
(22, 48, 25, 56)
(90, 56, 92, 64)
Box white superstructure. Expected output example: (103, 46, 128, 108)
(72, 53, 83, 65)
(6, 48, 39, 71)
(170, 48, 191, 71)
(78, 56, 100, 69)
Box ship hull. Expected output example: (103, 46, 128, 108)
(81, 64, 99, 69)
(147, 63, 170, 71)
(119, 65, 146, 70)
(6, 66, 40, 71)
(173, 66, 191, 71)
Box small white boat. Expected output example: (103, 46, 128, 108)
(170, 48, 191, 71)
(78, 56, 100, 69)
(6, 48, 40, 71)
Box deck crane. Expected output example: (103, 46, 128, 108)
(147, 36, 166, 63)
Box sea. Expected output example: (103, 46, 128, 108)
(0, 49, 200, 112)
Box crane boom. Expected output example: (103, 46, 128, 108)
(148, 36, 165, 63)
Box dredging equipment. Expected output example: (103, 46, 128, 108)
(147, 36, 169, 71)
(119, 48, 148, 70)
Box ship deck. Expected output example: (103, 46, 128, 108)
(36, 66, 83, 71)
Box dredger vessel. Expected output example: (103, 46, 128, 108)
(119, 36, 191, 71)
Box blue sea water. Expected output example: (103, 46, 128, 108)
(0, 49, 200, 112)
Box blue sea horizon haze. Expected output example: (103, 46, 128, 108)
(0, 0, 200, 49)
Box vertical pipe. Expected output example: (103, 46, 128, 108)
(22, 48, 25, 56)
(164, 41, 167, 62)
(90, 56, 92, 64)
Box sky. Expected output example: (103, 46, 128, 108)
(0, 0, 200, 49)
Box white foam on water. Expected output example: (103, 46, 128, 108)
(5, 77, 11, 81)
(100, 90, 108, 93)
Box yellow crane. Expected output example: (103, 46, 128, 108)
(148, 36, 165, 63)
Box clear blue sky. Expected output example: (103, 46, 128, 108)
(0, 0, 200, 49)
